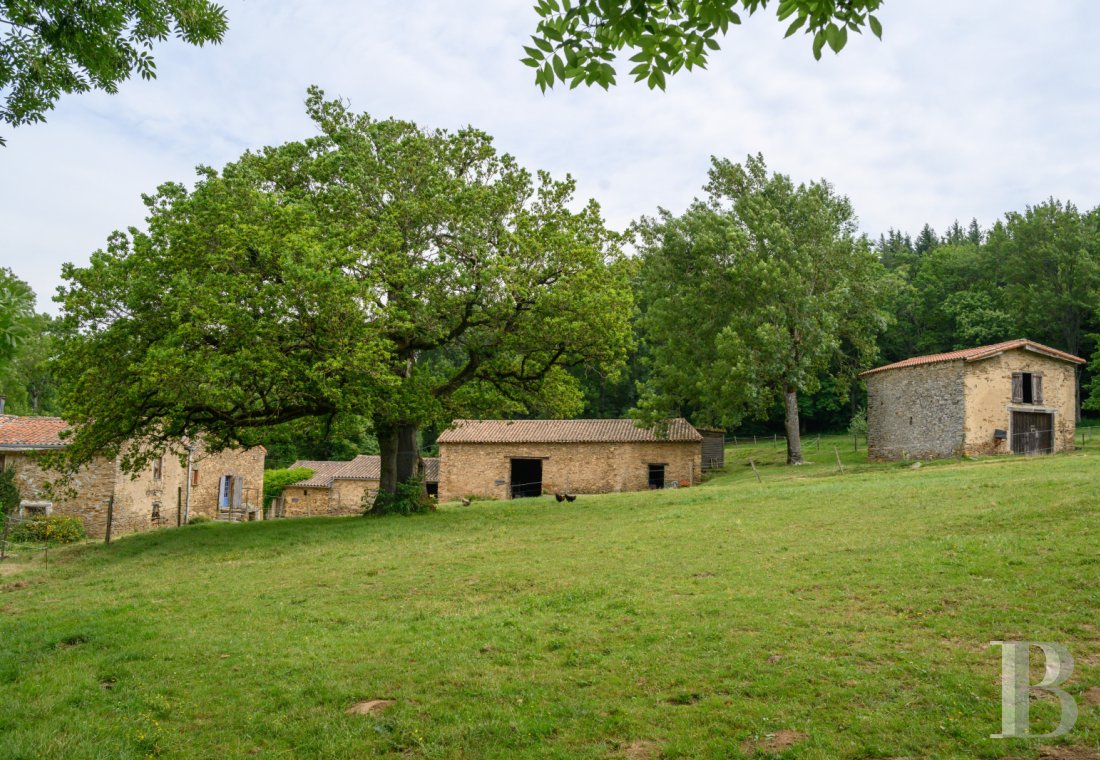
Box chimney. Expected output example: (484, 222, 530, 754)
(0, 395, 5, 414)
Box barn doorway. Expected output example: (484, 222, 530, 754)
(1011, 411, 1053, 455)
(510, 458, 543, 499)
(648, 463, 666, 489)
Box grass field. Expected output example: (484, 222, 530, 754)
(3, 437, 1100, 758)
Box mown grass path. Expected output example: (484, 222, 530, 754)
(2, 441, 1099, 758)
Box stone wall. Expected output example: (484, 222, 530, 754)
(866, 360, 966, 461)
(331, 478, 376, 515)
(963, 350, 1077, 455)
(187, 445, 267, 521)
(110, 447, 190, 535)
(280, 485, 333, 517)
(4, 452, 118, 537)
(438, 440, 702, 502)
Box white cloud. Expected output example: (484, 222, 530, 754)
(2, 0, 1099, 312)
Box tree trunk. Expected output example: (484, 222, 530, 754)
(376, 421, 421, 497)
(396, 423, 421, 485)
(377, 422, 398, 496)
(784, 387, 804, 465)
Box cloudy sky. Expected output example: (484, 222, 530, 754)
(2, 1, 1098, 313)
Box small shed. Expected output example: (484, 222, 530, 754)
(282, 455, 440, 516)
(436, 418, 703, 502)
(696, 428, 726, 470)
(860, 339, 1085, 460)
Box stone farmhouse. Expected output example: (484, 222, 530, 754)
(0, 413, 266, 537)
(281, 455, 440, 516)
(861, 339, 1086, 461)
(437, 418, 703, 502)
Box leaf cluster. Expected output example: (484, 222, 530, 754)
(525, 0, 883, 91)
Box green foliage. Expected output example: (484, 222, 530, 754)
(54, 89, 632, 486)
(10, 513, 85, 544)
(365, 477, 435, 517)
(0, 0, 228, 143)
(635, 154, 891, 460)
(1084, 335, 1100, 413)
(262, 468, 313, 508)
(0, 466, 19, 517)
(0, 268, 34, 369)
(847, 407, 867, 436)
(525, 0, 884, 91)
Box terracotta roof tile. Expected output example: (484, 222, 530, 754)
(436, 418, 702, 444)
(859, 339, 1086, 378)
(0, 415, 69, 449)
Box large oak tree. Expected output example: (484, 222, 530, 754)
(54, 89, 633, 497)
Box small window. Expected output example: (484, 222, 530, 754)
(1012, 372, 1043, 405)
(648, 464, 666, 490)
(303, 489, 309, 496)
(191, 469, 200, 487)
(152, 457, 163, 480)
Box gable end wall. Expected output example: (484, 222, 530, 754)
(866, 360, 966, 461)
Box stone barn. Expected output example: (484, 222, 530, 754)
(436, 418, 702, 502)
(281, 455, 440, 516)
(861, 339, 1085, 461)
(0, 413, 266, 537)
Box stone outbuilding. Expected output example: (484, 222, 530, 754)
(0, 414, 266, 537)
(436, 418, 703, 502)
(280, 455, 440, 517)
(861, 339, 1086, 461)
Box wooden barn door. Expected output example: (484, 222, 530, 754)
(1011, 411, 1054, 455)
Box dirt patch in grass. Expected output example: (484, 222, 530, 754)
(0, 563, 29, 577)
(619, 740, 661, 759)
(739, 729, 807, 755)
(1082, 687, 1100, 706)
(345, 699, 395, 715)
(1036, 747, 1100, 760)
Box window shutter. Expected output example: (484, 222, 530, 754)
(1011, 373, 1023, 403)
(1033, 375, 1043, 405)
(231, 476, 243, 508)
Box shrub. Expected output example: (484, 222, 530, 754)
(10, 514, 86, 544)
(187, 515, 211, 525)
(848, 408, 868, 437)
(262, 467, 314, 509)
(0, 467, 19, 518)
(365, 478, 436, 517)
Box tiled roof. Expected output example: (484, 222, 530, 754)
(0, 415, 69, 449)
(288, 455, 440, 487)
(436, 418, 702, 444)
(859, 339, 1086, 378)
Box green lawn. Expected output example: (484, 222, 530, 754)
(3, 440, 1100, 758)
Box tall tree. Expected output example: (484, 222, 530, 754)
(524, 0, 883, 91)
(986, 200, 1100, 360)
(0, 0, 227, 143)
(0, 268, 34, 372)
(54, 90, 633, 498)
(635, 154, 890, 464)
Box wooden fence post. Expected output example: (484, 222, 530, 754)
(749, 458, 762, 483)
(833, 446, 844, 473)
(177, 486, 182, 527)
(0, 511, 11, 561)
(104, 496, 114, 545)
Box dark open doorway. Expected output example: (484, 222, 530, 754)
(510, 458, 543, 498)
(648, 463, 666, 489)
